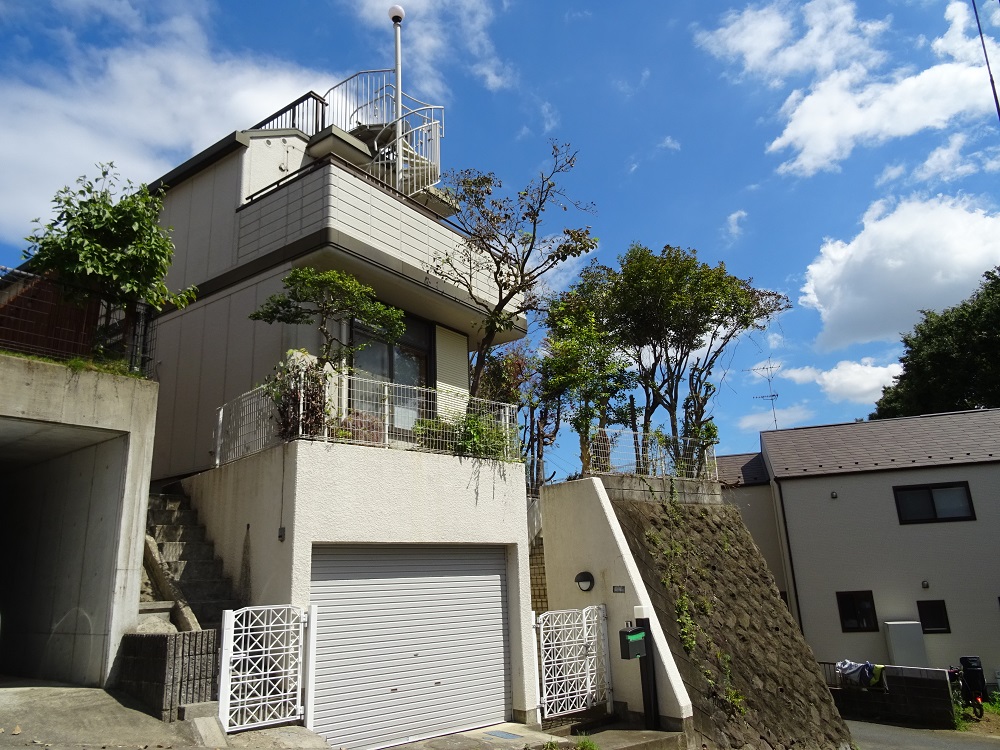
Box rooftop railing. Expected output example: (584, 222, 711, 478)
(252, 72, 445, 197)
(0, 265, 155, 376)
(215, 370, 519, 466)
(586, 428, 718, 481)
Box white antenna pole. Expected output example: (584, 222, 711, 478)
(389, 5, 405, 192)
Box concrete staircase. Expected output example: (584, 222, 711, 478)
(147, 492, 240, 629)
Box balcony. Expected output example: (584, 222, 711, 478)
(215, 370, 519, 466)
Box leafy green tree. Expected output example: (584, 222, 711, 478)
(871, 267, 1000, 419)
(544, 290, 635, 472)
(430, 142, 598, 397)
(250, 267, 405, 367)
(25, 163, 196, 310)
(479, 340, 563, 494)
(580, 244, 790, 463)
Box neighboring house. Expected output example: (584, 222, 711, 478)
(146, 59, 537, 747)
(718, 410, 1000, 684)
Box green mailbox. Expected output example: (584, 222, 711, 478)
(619, 626, 646, 659)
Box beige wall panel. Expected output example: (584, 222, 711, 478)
(193, 295, 232, 470)
(436, 326, 470, 394)
(162, 151, 241, 290)
(779, 463, 1000, 677)
(151, 311, 182, 478)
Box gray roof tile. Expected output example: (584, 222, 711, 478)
(760, 409, 1000, 479)
(716, 452, 769, 486)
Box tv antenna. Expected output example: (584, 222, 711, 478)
(747, 358, 780, 430)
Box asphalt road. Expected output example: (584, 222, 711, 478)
(848, 719, 1000, 749)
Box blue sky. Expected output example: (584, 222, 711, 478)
(2, 0, 1000, 468)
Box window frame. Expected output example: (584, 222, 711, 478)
(893, 481, 976, 525)
(836, 590, 879, 633)
(916, 599, 951, 634)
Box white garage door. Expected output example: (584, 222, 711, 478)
(309, 544, 511, 750)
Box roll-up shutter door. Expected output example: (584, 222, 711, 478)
(309, 544, 510, 750)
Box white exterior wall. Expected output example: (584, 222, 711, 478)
(541, 478, 692, 724)
(182, 440, 538, 722)
(241, 131, 310, 200)
(722, 483, 788, 594)
(775, 463, 1000, 677)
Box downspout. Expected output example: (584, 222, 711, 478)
(773, 476, 804, 632)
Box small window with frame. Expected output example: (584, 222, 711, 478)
(836, 590, 879, 632)
(893, 482, 975, 524)
(916, 600, 951, 633)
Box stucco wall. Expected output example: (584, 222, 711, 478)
(0, 356, 157, 686)
(183, 440, 538, 721)
(775, 463, 1000, 677)
(541, 478, 692, 727)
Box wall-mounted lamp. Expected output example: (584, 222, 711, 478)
(830, 491, 838, 499)
(575, 571, 595, 592)
(922, 580, 929, 589)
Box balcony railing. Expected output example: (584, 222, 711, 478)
(215, 370, 519, 466)
(0, 265, 155, 376)
(586, 428, 718, 481)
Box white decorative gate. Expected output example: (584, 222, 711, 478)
(536, 604, 613, 718)
(219, 605, 308, 732)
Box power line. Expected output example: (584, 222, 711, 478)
(971, 0, 1000, 127)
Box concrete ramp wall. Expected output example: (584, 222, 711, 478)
(541, 478, 692, 732)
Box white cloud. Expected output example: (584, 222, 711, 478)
(782, 358, 901, 403)
(726, 209, 748, 240)
(701, 1, 998, 176)
(0, 8, 333, 248)
(344, 0, 516, 99)
(767, 3, 996, 175)
(540, 101, 559, 133)
(767, 332, 785, 349)
(614, 68, 651, 97)
(737, 403, 815, 432)
(800, 194, 1000, 349)
(875, 163, 906, 186)
(914, 133, 978, 182)
(696, 0, 888, 86)
(658, 135, 681, 151)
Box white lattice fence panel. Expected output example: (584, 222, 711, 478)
(219, 606, 306, 732)
(537, 604, 612, 719)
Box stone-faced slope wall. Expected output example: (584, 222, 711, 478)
(608, 478, 851, 750)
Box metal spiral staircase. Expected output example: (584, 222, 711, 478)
(253, 70, 444, 199)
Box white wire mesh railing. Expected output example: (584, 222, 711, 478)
(215, 371, 519, 466)
(587, 428, 718, 481)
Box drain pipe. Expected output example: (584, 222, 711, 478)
(389, 5, 405, 192)
(774, 477, 804, 631)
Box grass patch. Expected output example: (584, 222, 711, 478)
(0, 348, 143, 378)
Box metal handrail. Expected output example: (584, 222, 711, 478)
(251, 91, 327, 136)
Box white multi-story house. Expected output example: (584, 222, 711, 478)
(718, 409, 1000, 684)
(146, 35, 537, 747)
